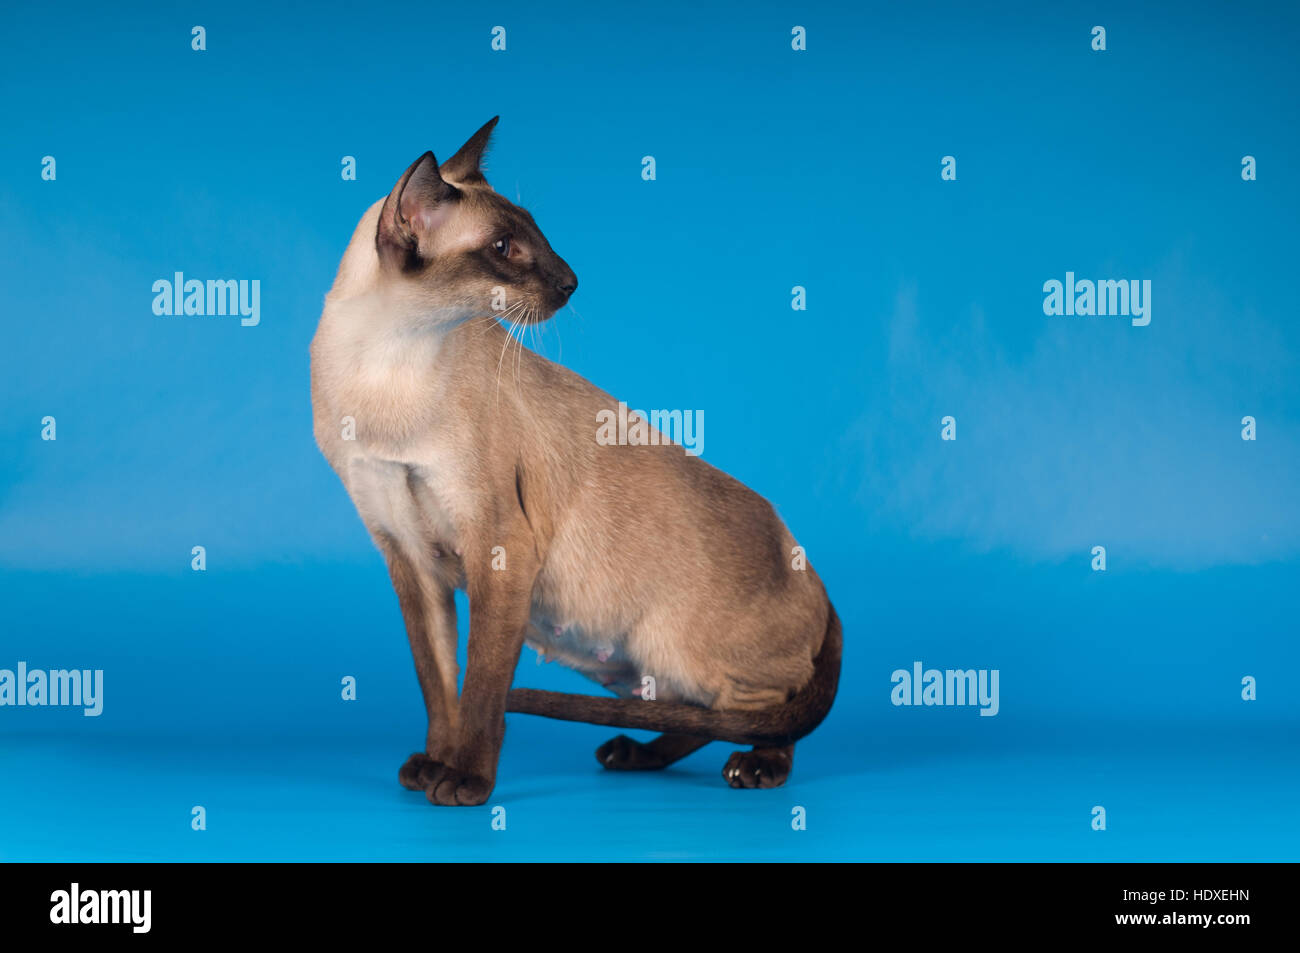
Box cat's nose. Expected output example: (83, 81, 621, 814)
(553, 262, 578, 297)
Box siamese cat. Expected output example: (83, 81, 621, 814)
(310, 118, 841, 806)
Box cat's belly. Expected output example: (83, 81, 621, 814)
(523, 611, 649, 698)
(523, 528, 700, 704)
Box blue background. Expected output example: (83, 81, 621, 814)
(2, 1, 1297, 860)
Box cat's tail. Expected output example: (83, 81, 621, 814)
(505, 603, 842, 747)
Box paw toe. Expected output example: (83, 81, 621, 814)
(399, 752, 435, 791)
(596, 734, 664, 771)
(427, 769, 491, 806)
(722, 750, 791, 789)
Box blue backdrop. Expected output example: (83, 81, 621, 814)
(2, 1, 1297, 860)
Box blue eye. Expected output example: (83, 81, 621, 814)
(493, 236, 511, 257)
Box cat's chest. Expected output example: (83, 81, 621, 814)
(324, 323, 469, 550)
(319, 319, 454, 449)
(345, 454, 463, 563)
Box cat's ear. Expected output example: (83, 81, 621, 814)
(376, 151, 459, 267)
(439, 116, 499, 186)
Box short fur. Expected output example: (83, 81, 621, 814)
(310, 118, 841, 805)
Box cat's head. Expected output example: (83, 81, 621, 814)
(374, 117, 577, 325)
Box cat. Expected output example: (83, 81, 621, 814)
(310, 118, 841, 806)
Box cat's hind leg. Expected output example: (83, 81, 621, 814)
(722, 744, 794, 789)
(596, 733, 711, 771)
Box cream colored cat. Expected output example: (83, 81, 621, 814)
(311, 118, 840, 806)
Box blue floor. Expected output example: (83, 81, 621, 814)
(3, 718, 1296, 862)
(2, 561, 1296, 861)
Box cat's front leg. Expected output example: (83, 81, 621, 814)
(427, 522, 538, 807)
(376, 534, 461, 791)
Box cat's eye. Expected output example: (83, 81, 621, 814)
(493, 236, 512, 258)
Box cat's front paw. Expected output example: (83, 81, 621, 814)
(427, 767, 493, 806)
(398, 752, 447, 791)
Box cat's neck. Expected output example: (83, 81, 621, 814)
(313, 300, 541, 457)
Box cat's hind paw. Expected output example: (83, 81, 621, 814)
(596, 734, 670, 771)
(722, 747, 793, 789)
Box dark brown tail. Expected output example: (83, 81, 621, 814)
(506, 603, 842, 747)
